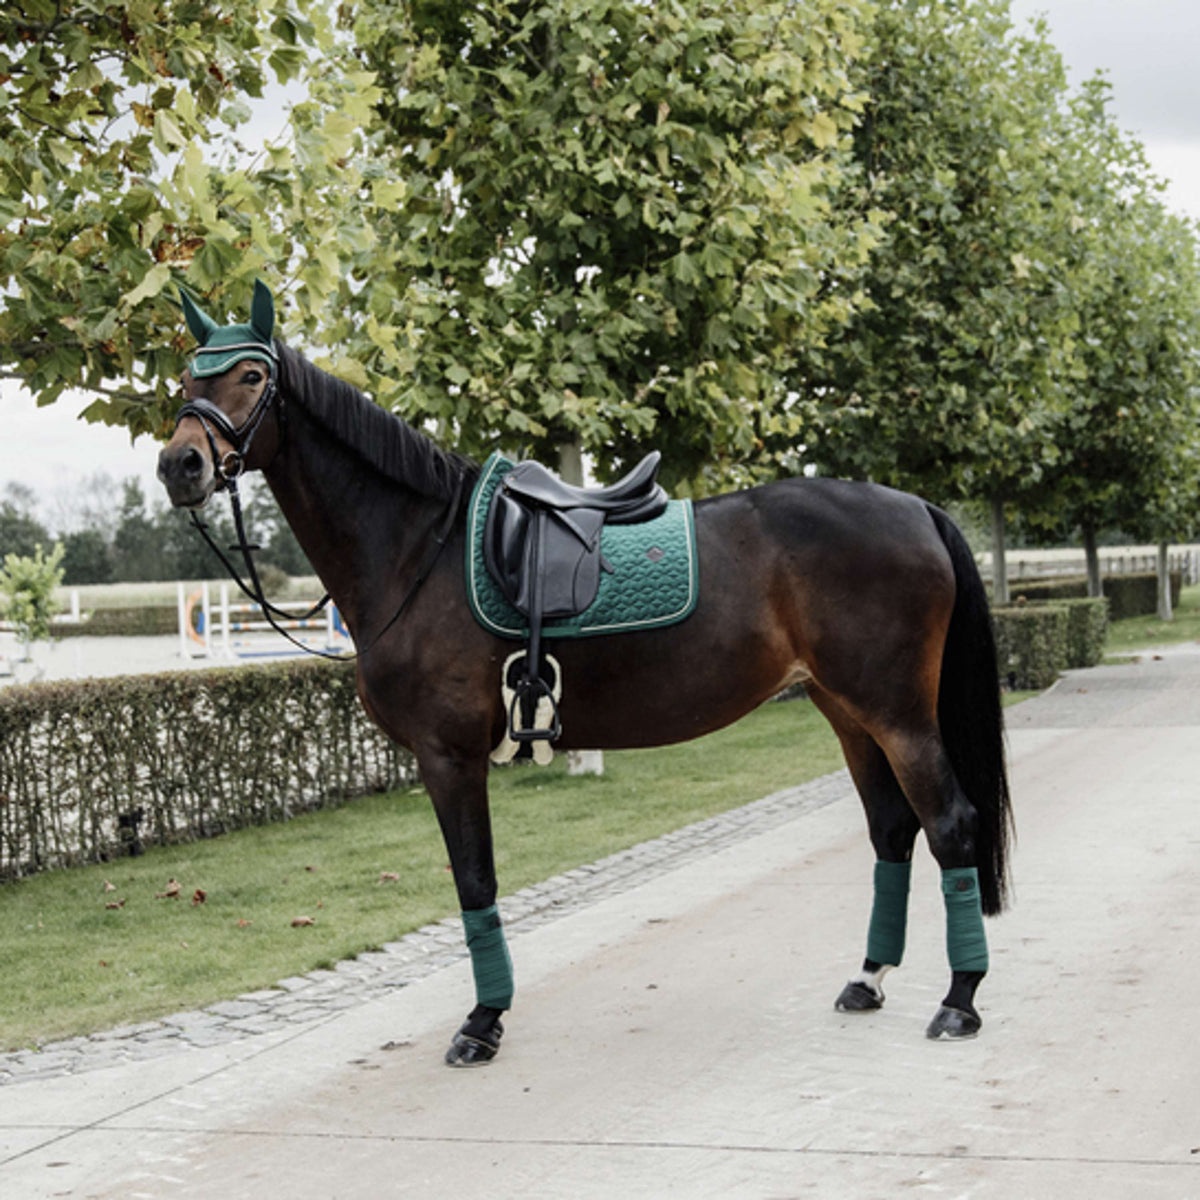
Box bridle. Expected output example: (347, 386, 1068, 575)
(174, 342, 281, 488)
(172, 348, 462, 662)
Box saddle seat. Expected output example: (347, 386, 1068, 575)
(500, 451, 667, 524)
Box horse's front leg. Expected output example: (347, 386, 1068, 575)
(418, 746, 512, 1067)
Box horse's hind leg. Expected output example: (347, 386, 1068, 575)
(876, 724, 990, 1039)
(811, 689, 921, 1015)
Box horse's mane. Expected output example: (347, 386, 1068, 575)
(275, 341, 476, 501)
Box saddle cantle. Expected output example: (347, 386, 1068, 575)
(481, 451, 670, 752)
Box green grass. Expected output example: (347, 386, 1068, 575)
(0, 699, 843, 1050)
(1104, 583, 1200, 655)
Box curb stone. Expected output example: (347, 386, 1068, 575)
(0, 769, 851, 1085)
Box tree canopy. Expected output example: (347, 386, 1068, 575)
(0, 0, 375, 436)
(319, 0, 878, 489)
(3, 0, 1199, 553)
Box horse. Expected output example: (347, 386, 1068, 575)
(156, 282, 1011, 1066)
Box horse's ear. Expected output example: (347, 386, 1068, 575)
(250, 279, 275, 344)
(179, 288, 218, 346)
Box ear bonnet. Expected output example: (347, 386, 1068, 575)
(180, 279, 278, 378)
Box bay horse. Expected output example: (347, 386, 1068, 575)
(157, 282, 1011, 1065)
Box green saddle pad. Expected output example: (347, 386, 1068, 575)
(466, 452, 699, 640)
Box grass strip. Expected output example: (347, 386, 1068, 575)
(1103, 583, 1200, 655)
(0, 698, 843, 1049)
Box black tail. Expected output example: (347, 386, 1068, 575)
(926, 504, 1013, 915)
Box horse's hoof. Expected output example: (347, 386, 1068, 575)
(925, 1005, 981, 1040)
(835, 979, 884, 1012)
(444, 1019, 504, 1067)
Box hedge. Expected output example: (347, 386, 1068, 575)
(52, 605, 178, 638)
(992, 604, 1070, 691)
(0, 660, 415, 880)
(1009, 571, 1180, 621)
(991, 596, 1108, 690)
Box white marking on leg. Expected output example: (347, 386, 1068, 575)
(850, 963, 893, 1002)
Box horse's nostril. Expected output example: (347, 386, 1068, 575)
(157, 445, 207, 485)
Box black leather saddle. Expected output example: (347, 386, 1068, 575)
(483, 451, 668, 746)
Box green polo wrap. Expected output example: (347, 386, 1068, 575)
(462, 905, 514, 1010)
(866, 859, 912, 967)
(942, 866, 989, 973)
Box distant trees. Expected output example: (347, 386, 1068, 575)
(0, 477, 310, 585)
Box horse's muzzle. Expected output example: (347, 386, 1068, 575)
(157, 443, 215, 509)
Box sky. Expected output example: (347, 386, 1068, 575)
(5, 0, 1200, 526)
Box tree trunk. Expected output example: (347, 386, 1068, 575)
(990, 494, 1009, 605)
(1082, 522, 1102, 599)
(558, 437, 605, 777)
(1157, 541, 1174, 622)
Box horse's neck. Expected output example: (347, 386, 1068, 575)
(262, 403, 443, 645)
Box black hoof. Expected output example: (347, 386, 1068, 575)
(835, 979, 884, 1012)
(444, 1019, 504, 1067)
(925, 1004, 981, 1040)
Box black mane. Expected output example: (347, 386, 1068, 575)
(275, 341, 476, 501)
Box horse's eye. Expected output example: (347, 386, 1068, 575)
(243, 369, 263, 385)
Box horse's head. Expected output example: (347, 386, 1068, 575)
(157, 280, 281, 509)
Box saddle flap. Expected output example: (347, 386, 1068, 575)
(484, 494, 607, 621)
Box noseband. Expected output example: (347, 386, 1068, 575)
(174, 343, 280, 486)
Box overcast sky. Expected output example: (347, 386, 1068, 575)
(6, 0, 1200, 524)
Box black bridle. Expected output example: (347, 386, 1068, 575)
(174, 353, 462, 661)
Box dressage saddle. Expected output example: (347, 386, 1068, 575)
(483, 451, 669, 744)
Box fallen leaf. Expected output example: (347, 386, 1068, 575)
(305, 865, 316, 872)
(191, 888, 207, 906)
(379, 872, 399, 883)
(105, 899, 126, 910)
(236, 918, 253, 928)
(103, 880, 116, 893)
(98, 960, 109, 967)
(291, 915, 316, 927)
(155, 878, 181, 900)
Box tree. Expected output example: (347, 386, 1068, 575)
(0, 541, 65, 657)
(1024, 82, 1200, 597)
(60, 527, 114, 585)
(318, 0, 878, 490)
(0, 1, 375, 436)
(0, 484, 51, 558)
(795, 1, 1079, 599)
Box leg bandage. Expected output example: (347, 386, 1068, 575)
(462, 904, 515, 1010)
(941, 866, 989, 973)
(866, 859, 912, 967)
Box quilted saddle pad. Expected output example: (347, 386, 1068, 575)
(465, 452, 699, 640)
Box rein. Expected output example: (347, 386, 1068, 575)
(176, 375, 463, 663)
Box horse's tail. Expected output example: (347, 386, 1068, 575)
(926, 504, 1013, 916)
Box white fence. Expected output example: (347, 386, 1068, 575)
(977, 544, 1200, 587)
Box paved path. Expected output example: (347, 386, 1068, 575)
(2, 646, 1200, 1198)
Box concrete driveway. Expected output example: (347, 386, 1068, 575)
(2, 648, 1199, 1198)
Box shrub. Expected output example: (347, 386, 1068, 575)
(53, 605, 178, 638)
(1058, 597, 1109, 668)
(1103, 571, 1181, 622)
(991, 604, 1069, 691)
(1010, 572, 1180, 621)
(0, 660, 415, 880)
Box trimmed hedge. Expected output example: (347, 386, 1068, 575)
(53, 605, 178, 638)
(1010, 571, 1180, 621)
(992, 604, 1070, 691)
(991, 596, 1109, 690)
(0, 660, 415, 880)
